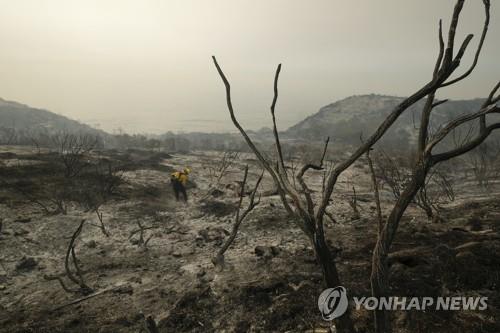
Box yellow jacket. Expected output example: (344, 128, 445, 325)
(171, 171, 188, 185)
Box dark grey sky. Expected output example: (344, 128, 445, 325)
(0, 0, 498, 133)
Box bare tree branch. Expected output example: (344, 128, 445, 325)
(212, 166, 263, 269)
(270, 64, 287, 177)
(441, 0, 490, 87)
(62, 220, 92, 294)
(366, 149, 383, 233)
(212, 56, 294, 216)
(426, 103, 500, 155)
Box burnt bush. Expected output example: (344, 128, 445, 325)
(102, 149, 172, 172)
(0, 151, 125, 215)
(199, 199, 236, 217)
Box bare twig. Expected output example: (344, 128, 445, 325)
(49, 284, 125, 312)
(129, 221, 159, 248)
(63, 220, 92, 294)
(212, 166, 263, 269)
(366, 149, 383, 233)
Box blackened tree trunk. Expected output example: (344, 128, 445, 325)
(371, 165, 429, 333)
(313, 220, 356, 333)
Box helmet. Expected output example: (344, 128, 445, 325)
(183, 168, 191, 174)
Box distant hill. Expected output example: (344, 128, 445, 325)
(0, 98, 114, 145)
(1, 94, 494, 151)
(0, 98, 107, 136)
(284, 94, 486, 148)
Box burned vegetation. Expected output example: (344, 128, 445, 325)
(0, 1, 499, 333)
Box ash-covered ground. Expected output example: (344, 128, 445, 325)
(1, 146, 499, 332)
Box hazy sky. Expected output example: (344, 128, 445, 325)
(0, 1, 498, 134)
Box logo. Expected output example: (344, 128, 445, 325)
(318, 287, 487, 321)
(318, 286, 348, 320)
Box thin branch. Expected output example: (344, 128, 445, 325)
(296, 137, 330, 216)
(212, 166, 263, 269)
(433, 20, 445, 77)
(63, 220, 92, 294)
(270, 64, 287, 177)
(432, 99, 449, 109)
(418, 93, 437, 154)
(430, 82, 500, 163)
(49, 284, 123, 312)
(325, 210, 337, 224)
(433, 122, 500, 163)
(484, 81, 500, 106)
(442, 0, 466, 68)
(426, 104, 499, 154)
(71, 246, 84, 286)
(481, 80, 500, 130)
(95, 208, 109, 237)
(441, 0, 490, 87)
(129, 221, 159, 248)
(297, 137, 330, 179)
(234, 166, 249, 223)
(366, 149, 383, 233)
(44, 274, 75, 293)
(212, 56, 294, 216)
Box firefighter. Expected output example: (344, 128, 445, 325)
(171, 168, 190, 202)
